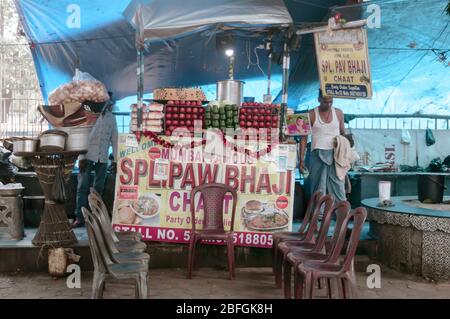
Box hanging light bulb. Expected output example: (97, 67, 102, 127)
(225, 49, 234, 57)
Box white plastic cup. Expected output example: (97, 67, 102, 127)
(379, 181, 391, 203)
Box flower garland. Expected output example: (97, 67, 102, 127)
(137, 130, 275, 159)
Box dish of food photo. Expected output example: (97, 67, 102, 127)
(243, 200, 264, 214)
(116, 203, 140, 225)
(132, 194, 161, 219)
(244, 209, 289, 231)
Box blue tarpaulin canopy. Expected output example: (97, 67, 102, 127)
(13, 0, 342, 106)
(283, 0, 450, 115)
(14, 0, 449, 114)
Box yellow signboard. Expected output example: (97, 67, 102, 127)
(314, 27, 372, 99)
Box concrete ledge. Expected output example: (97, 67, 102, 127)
(0, 240, 377, 273)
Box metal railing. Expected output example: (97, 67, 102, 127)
(114, 112, 131, 134)
(113, 112, 450, 135)
(345, 114, 450, 130)
(0, 98, 48, 139)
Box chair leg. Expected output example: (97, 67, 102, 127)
(227, 239, 235, 280)
(193, 241, 200, 270)
(283, 260, 292, 299)
(231, 241, 236, 278)
(305, 273, 315, 299)
(92, 270, 105, 299)
(294, 271, 305, 299)
(274, 249, 283, 288)
(135, 278, 140, 299)
(327, 278, 333, 299)
(341, 278, 349, 299)
(346, 272, 358, 299)
(272, 239, 279, 274)
(138, 272, 148, 299)
(187, 238, 196, 279)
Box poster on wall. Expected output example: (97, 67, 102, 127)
(112, 134, 295, 248)
(285, 113, 312, 136)
(314, 27, 373, 99)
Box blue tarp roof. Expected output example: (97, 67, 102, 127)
(283, 0, 450, 115)
(14, 0, 343, 107)
(14, 0, 449, 114)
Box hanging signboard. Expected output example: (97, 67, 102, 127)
(314, 27, 372, 99)
(112, 134, 296, 249)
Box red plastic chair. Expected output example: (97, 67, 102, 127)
(271, 191, 322, 273)
(283, 201, 351, 298)
(294, 207, 367, 299)
(274, 194, 334, 288)
(187, 183, 237, 280)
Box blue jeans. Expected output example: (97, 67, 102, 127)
(75, 160, 108, 222)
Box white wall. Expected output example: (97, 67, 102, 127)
(351, 129, 450, 167)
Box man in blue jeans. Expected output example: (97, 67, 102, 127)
(71, 95, 118, 228)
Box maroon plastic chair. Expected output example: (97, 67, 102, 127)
(294, 207, 368, 299)
(272, 191, 322, 273)
(283, 201, 351, 299)
(187, 183, 237, 280)
(274, 194, 334, 288)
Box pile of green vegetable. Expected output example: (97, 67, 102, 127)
(204, 100, 239, 131)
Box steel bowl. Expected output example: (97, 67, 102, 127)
(39, 130, 67, 152)
(12, 138, 38, 153)
(58, 126, 93, 151)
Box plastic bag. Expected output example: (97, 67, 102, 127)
(443, 155, 450, 167)
(48, 69, 109, 105)
(427, 158, 447, 173)
(401, 129, 411, 145)
(73, 69, 98, 83)
(426, 128, 436, 146)
(52, 167, 67, 203)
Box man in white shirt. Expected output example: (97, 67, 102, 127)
(71, 95, 118, 228)
(299, 89, 346, 202)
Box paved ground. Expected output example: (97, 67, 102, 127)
(0, 267, 449, 299)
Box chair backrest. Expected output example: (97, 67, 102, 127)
(89, 189, 110, 221)
(311, 200, 351, 253)
(89, 189, 119, 240)
(82, 207, 114, 273)
(297, 191, 322, 234)
(302, 194, 334, 244)
(325, 207, 367, 268)
(88, 194, 120, 255)
(190, 183, 238, 232)
(341, 207, 367, 270)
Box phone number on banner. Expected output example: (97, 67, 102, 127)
(113, 225, 274, 248)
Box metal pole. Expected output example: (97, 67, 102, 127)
(137, 46, 145, 132)
(267, 50, 272, 96)
(280, 40, 290, 141)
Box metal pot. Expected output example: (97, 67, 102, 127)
(418, 173, 447, 204)
(58, 126, 93, 151)
(39, 130, 67, 152)
(216, 80, 244, 106)
(13, 138, 38, 153)
(23, 196, 45, 209)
